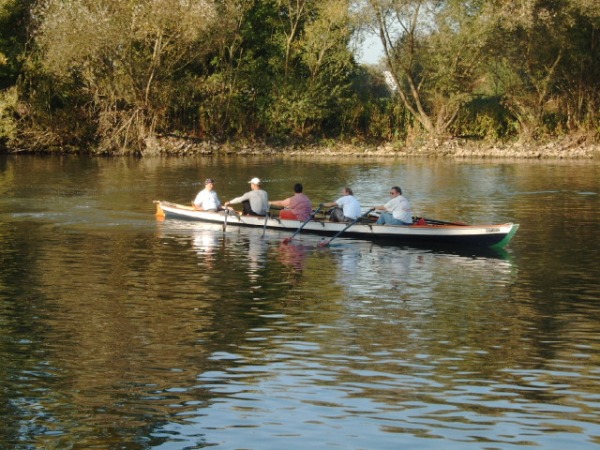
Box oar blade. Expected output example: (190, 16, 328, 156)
(318, 208, 375, 247)
(280, 205, 322, 244)
(261, 213, 269, 237)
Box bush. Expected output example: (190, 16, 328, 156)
(0, 86, 17, 148)
(451, 96, 515, 141)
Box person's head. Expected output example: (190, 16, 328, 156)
(248, 177, 261, 189)
(390, 186, 402, 197)
(343, 187, 353, 196)
(294, 183, 303, 193)
(205, 178, 215, 190)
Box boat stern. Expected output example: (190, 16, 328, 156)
(491, 223, 519, 249)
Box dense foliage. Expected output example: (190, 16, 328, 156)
(0, 0, 599, 154)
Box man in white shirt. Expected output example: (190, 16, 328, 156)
(193, 178, 222, 212)
(374, 186, 413, 225)
(323, 187, 361, 222)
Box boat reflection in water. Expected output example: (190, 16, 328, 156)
(191, 228, 220, 270)
(149, 220, 519, 449)
(277, 241, 309, 271)
(316, 237, 515, 307)
(157, 220, 515, 303)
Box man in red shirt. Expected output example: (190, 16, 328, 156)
(269, 183, 313, 221)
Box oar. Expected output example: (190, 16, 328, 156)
(262, 212, 270, 237)
(282, 204, 323, 244)
(222, 208, 229, 232)
(318, 208, 375, 247)
(418, 217, 467, 226)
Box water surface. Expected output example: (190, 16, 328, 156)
(1, 154, 599, 449)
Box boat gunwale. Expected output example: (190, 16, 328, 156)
(154, 200, 518, 248)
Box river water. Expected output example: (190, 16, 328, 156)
(1, 154, 599, 449)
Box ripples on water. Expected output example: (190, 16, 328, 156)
(1, 156, 600, 449)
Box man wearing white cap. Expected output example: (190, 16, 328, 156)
(224, 177, 269, 216)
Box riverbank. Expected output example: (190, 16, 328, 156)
(144, 135, 599, 159)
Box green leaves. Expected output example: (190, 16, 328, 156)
(31, 0, 218, 152)
(1, 0, 598, 152)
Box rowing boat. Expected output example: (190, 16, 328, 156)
(153, 200, 519, 249)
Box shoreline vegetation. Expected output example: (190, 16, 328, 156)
(4, 134, 599, 159)
(140, 135, 600, 159)
(2, 2, 600, 161)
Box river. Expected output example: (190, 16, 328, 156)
(1, 154, 599, 449)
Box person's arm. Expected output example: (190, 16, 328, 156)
(374, 198, 393, 211)
(225, 192, 250, 207)
(269, 197, 291, 208)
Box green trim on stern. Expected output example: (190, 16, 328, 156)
(491, 223, 520, 249)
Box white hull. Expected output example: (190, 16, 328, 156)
(154, 201, 519, 248)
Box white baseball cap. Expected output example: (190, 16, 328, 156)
(248, 177, 261, 185)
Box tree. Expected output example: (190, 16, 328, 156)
(0, 0, 33, 147)
(279, 0, 356, 137)
(0, 0, 32, 88)
(32, 0, 217, 153)
(357, 0, 487, 139)
(486, 0, 600, 139)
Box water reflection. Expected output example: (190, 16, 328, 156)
(138, 225, 548, 449)
(3, 211, 521, 449)
(276, 241, 309, 271)
(192, 228, 220, 270)
(2, 155, 600, 449)
(162, 222, 517, 306)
